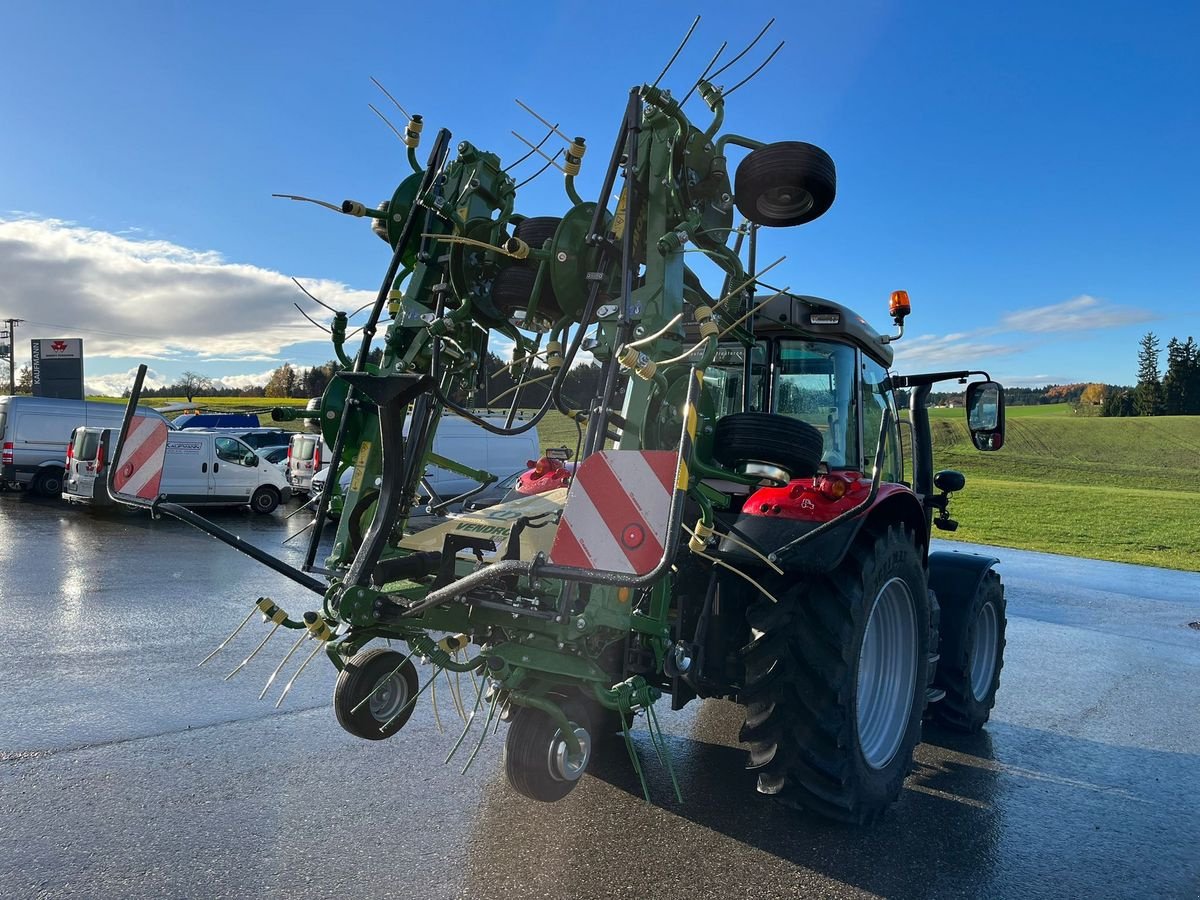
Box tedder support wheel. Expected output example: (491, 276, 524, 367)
(734, 141, 836, 228)
(334, 648, 420, 741)
(712, 412, 823, 483)
(740, 525, 931, 824)
(503, 703, 592, 802)
(250, 486, 280, 515)
(932, 570, 1006, 733)
(492, 216, 563, 322)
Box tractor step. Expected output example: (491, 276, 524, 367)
(926, 687, 946, 703)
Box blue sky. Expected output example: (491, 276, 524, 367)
(1, 1, 1196, 393)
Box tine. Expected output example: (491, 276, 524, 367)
(198, 606, 257, 668)
(274, 641, 326, 709)
(445, 682, 486, 765)
(260, 631, 309, 700)
(350, 647, 418, 715)
(461, 694, 499, 775)
(650, 14, 701, 89)
(430, 668, 445, 734)
(225, 622, 280, 680)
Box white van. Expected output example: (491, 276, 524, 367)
(0, 396, 169, 496)
(64, 426, 292, 514)
(287, 433, 330, 496)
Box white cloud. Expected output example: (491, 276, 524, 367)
(997, 295, 1153, 334)
(84, 366, 170, 396)
(0, 217, 373, 362)
(891, 332, 1022, 369)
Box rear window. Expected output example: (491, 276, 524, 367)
(72, 429, 101, 461)
(293, 437, 316, 461)
(0, 411, 6, 440)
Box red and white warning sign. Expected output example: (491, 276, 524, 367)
(111, 416, 169, 502)
(549, 450, 677, 575)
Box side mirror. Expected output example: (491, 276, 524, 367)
(245, 453, 258, 466)
(965, 380, 1005, 451)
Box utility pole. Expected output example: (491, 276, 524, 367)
(2, 318, 23, 395)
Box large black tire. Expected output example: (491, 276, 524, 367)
(32, 468, 64, 498)
(250, 486, 280, 515)
(712, 412, 823, 480)
(493, 216, 563, 322)
(503, 701, 592, 802)
(739, 525, 931, 824)
(931, 570, 1006, 732)
(734, 141, 836, 227)
(334, 648, 420, 741)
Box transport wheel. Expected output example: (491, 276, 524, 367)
(334, 648, 420, 741)
(734, 141, 836, 227)
(250, 486, 280, 515)
(503, 702, 592, 802)
(492, 216, 563, 322)
(932, 570, 1006, 733)
(740, 525, 931, 824)
(32, 468, 64, 497)
(712, 412, 823, 482)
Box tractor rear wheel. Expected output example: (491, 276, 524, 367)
(734, 141, 836, 227)
(712, 412, 823, 482)
(739, 525, 930, 824)
(931, 570, 1006, 732)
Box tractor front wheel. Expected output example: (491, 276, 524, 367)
(503, 703, 592, 802)
(932, 570, 1006, 732)
(740, 525, 931, 824)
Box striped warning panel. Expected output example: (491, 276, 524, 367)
(549, 450, 677, 575)
(111, 416, 169, 501)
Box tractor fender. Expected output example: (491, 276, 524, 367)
(926, 550, 1000, 610)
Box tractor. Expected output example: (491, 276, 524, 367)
(111, 51, 1008, 824)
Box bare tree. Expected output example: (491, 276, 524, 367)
(16, 364, 33, 394)
(177, 370, 213, 402)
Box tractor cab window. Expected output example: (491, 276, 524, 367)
(861, 356, 903, 481)
(704, 344, 767, 417)
(773, 340, 858, 469)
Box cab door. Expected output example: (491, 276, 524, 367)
(211, 436, 259, 502)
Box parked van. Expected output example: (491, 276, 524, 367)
(287, 433, 330, 495)
(0, 396, 169, 496)
(64, 427, 292, 513)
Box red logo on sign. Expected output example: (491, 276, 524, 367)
(50, 340, 68, 352)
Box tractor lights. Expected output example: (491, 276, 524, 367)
(889, 290, 911, 324)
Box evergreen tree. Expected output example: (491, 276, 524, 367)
(1134, 332, 1163, 416)
(1163, 338, 1186, 415)
(1183, 337, 1200, 415)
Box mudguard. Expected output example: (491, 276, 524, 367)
(927, 550, 1000, 607)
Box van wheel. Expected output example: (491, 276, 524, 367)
(251, 486, 280, 514)
(33, 468, 64, 497)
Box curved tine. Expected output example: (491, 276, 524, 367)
(348, 299, 374, 318)
(502, 122, 558, 173)
(368, 103, 406, 144)
(370, 75, 410, 120)
(430, 669, 445, 733)
(709, 18, 775, 81)
(724, 41, 785, 98)
(260, 631, 309, 700)
(514, 99, 571, 143)
(291, 277, 339, 313)
(295, 303, 332, 333)
(514, 149, 565, 190)
(650, 14, 701, 89)
(271, 193, 344, 214)
(197, 607, 258, 667)
(274, 640, 326, 708)
(680, 40, 727, 106)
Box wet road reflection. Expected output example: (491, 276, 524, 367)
(0, 493, 1197, 898)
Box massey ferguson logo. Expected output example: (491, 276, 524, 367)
(49, 340, 69, 353)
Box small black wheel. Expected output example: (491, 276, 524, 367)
(711, 412, 823, 482)
(250, 486, 280, 515)
(503, 702, 592, 802)
(734, 141, 836, 227)
(932, 570, 1006, 732)
(334, 648, 420, 741)
(492, 216, 563, 322)
(32, 468, 64, 497)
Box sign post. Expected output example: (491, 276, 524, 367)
(30, 338, 84, 400)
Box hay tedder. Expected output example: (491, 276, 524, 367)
(110, 23, 1009, 823)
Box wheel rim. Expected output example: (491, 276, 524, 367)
(367, 669, 410, 723)
(756, 185, 814, 221)
(856, 576, 918, 770)
(547, 724, 591, 782)
(970, 600, 999, 701)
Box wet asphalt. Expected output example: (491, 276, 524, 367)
(0, 490, 1197, 899)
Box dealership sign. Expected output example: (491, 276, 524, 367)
(31, 338, 85, 400)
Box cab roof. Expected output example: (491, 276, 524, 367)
(748, 293, 894, 368)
